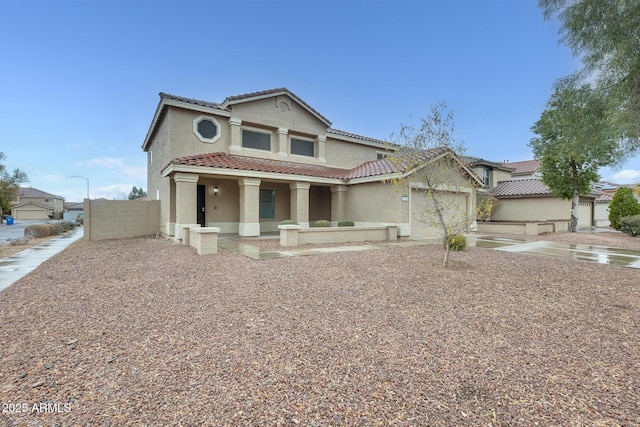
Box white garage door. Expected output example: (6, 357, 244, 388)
(578, 200, 593, 227)
(410, 189, 469, 238)
(14, 208, 48, 220)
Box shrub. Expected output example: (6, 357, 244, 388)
(24, 224, 56, 238)
(609, 187, 640, 230)
(53, 221, 77, 234)
(279, 219, 298, 225)
(444, 234, 466, 251)
(9, 237, 30, 246)
(619, 215, 640, 237)
(313, 219, 331, 227)
(338, 220, 355, 227)
(475, 195, 499, 222)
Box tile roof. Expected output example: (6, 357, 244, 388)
(159, 92, 220, 109)
(18, 187, 63, 199)
(327, 128, 387, 145)
(489, 179, 552, 197)
(596, 192, 614, 202)
(169, 153, 397, 180)
(502, 159, 541, 175)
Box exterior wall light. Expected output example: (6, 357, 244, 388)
(210, 185, 220, 196)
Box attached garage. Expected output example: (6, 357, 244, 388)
(11, 202, 53, 220)
(410, 189, 470, 238)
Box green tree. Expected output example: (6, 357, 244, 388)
(539, 0, 640, 147)
(530, 78, 623, 232)
(385, 103, 476, 267)
(608, 187, 640, 230)
(127, 186, 147, 200)
(0, 152, 28, 222)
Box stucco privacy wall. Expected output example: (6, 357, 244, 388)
(83, 199, 160, 241)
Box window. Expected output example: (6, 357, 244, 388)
(44, 198, 51, 202)
(482, 169, 490, 187)
(242, 129, 271, 151)
(193, 115, 221, 143)
(259, 189, 275, 219)
(291, 138, 314, 157)
(377, 152, 387, 159)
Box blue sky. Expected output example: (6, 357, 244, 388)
(1, 0, 638, 202)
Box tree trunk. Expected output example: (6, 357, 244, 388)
(570, 187, 579, 232)
(429, 191, 450, 267)
(570, 161, 579, 233)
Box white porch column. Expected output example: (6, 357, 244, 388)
(330, 185, 348, 225)
(229, 117, 242, 154)
(290, 182, 310, 228)
(174, 172, 199, 239)
(317, 135, 326, 163)
(239, 177, 261, 236)
(277, 127, 288, 157)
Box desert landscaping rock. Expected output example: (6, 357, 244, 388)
(0, 233, 639, 425)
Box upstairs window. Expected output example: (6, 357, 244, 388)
(482, 168, 490, 187)
(290, 138, 314, 157)
(193, 115, 221, 143)
(242, 129, 271, 151)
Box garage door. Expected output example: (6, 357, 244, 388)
(578, 199, 593, 227)
(410, 189, 469, 238)
(14, 209, 48, 220)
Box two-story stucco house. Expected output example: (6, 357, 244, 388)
(11, 187, 65, 220)
(142, 88, 479, 239)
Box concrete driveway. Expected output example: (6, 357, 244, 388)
(0, 220, 51, 242)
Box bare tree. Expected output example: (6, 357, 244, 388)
(385, 103, 478, 266)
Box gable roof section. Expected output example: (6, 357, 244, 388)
(18, 187, 63, 199)
(167, 152, 396, 180)
(221, 88, 332, 127)
(502, 159, 541, 176)
(489, 179, 552, 197)
(464, 156, 514, 172)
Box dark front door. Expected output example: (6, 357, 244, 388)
(197, 185, 206, 227)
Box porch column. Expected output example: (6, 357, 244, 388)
(290, 182, 310, 228)
(239, 177, 261, 236)
(277, 127, 288, 157)
(229, 117, 242, 154)
(317, 135, 326, 163)
(174, 172, 199, 239)
(331, 185, 348, 225)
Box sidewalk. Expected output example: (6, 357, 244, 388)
(0, 228, 84, 292)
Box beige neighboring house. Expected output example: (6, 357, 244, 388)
(142, 88, 480, 239)
(11, 187, 65, 220)
(466, 157, 513, 190)
(502, 159, 542, 180)
(63, 201, 84, 221)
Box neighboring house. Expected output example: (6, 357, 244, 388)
(466, 157, 513, 190)
(489, 178, 596, 229)
(142, 88, 480, 239)
(594, 192, 613, 227)
(63, 201, 84, 221)
(501, 159, 541, 180)
(11, 187, 65, 220)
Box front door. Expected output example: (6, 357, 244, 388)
(197, 185, 206, 227)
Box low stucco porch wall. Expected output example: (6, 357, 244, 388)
(477, 221, 568, 236)
(279, 224, 397, 247)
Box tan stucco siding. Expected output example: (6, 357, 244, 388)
(198, 177, 240, 224)
(346, 182, 406, 223)
(168, 108, 231, 159)
(492, 197, 571, 222)
(309, 186, 332, 221)
(230, 97, 327, 135)
(324, 137, 380, 168)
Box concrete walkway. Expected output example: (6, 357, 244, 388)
(0, 228, 84, 292)
(220, 234, 640, 269)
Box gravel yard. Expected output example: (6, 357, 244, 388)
(1, 233, 639, 426)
